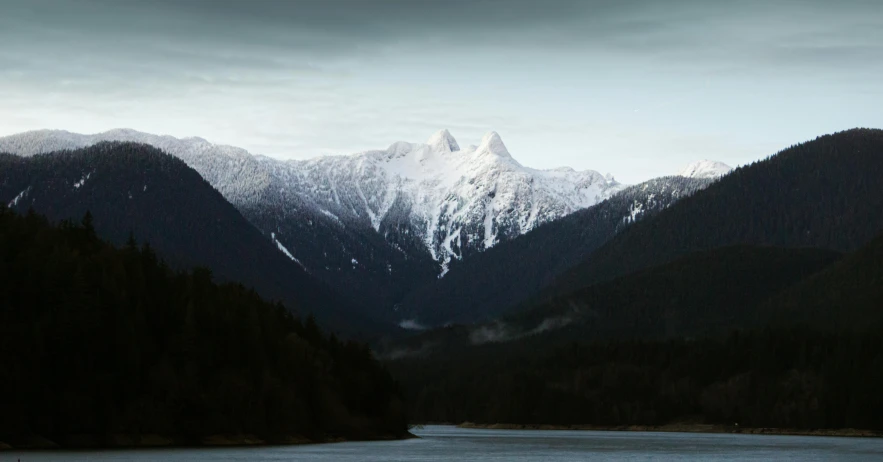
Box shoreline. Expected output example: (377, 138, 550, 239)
(0, 432, 416, 451)
(456, 422, 883, 438)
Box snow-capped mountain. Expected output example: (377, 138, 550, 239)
(267, 130, 623, 274)
(0, 129, 623, 276)
(678, 159, 733, 179)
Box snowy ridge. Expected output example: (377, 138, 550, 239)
(678, 160, 733, 179)
(0, 128, 624, 274)
(263, 129, 624, 273)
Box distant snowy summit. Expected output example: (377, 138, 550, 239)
(678, 160, 733, 179)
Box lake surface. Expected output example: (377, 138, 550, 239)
(8, 425, 883, 461)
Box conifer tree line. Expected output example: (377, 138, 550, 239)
(390, 231, 883, 430)
(393, 327, 883, 430)
(0, 206, 408, 446)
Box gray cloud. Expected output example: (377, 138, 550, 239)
(6, 1, 881, 67)
(0, 0, 881, 182)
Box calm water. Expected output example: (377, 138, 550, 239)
(7, 425, 883, 461)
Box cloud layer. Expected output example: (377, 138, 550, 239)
(1, 0, 881, 182)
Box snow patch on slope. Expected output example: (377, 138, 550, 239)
(73, 172, 92, 189)
(7, 187, 30, 208)
(271, 232, 306, 271)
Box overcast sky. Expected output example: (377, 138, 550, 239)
(1, 0, 881, 183)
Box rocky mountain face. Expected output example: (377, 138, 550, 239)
(265, 129, 624, 275)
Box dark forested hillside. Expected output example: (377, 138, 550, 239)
(390, 235, 883, 430)
(0, 207, 408, 448)
(392, 328, 883, 430)
(761, 231, 883, 330)
(542, 128, 883, 301)
(380, 245, 842, 358)
(399, 176, 712, 326)
(386, 128, 883, 431)
(0, 143, 383, 334)
(510, 245, 841, 341)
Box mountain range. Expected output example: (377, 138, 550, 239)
(0, 129, 625, 269)
(8, 128, 881, 341)
(2, 125, 883, 435)
(0, 128, 729, 326)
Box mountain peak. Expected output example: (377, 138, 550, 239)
(476, 131, 510, 158)
(102, 128, 144, 136)
(426, 129, 460, 153)
(678, 159, 732, 179)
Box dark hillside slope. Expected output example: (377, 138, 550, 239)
(0, 143, 379, 333)
(515, 246, 841, 341)
(381, 245, 841, 357)
(545, 128, 883, 300)
(393, 327, 883, 430)
(761, 231, 883, 330)
(0, 208, 408, 447)
(238, 195, 440, 324)
(390, 241, 883, 429)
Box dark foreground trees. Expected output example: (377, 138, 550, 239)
(393, 328, 883, 430)
(0, 207, 408, 447)
(390, 232, 883, 430)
